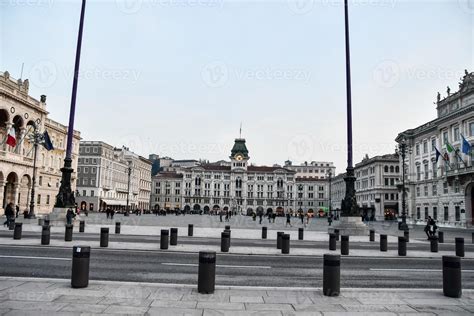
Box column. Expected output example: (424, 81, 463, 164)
(12, 183, 20, 210)
(0, 181, 5, 213)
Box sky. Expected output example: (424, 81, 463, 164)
(1, 0, 473, 174)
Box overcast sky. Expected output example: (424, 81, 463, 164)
(2, 0, 473, 174)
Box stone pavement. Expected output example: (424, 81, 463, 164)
(0, 277, 473, 315)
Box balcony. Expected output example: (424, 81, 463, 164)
(446, 165, 474, 183)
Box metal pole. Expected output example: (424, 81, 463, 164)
(55, 0, 86, 208)
(328, 171, 332, 216)
(126, 164, 131, 214)
(29, 129, 39, 218)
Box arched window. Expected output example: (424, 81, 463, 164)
(384, 166, 389, 173)
(390, 166, 394, 173)
(395, 166, 400, 173)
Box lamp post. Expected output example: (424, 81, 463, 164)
(327, 169, 332, 218)
(27, 123, 44, 218)
(341, 0, 359, 218)
(55, 0, 86, 209)
(397, 139, 409, 231)
(126, 161, 132, 214)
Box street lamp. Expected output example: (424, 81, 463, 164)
(396, 139, 410, 231)
(26, 123, 44, 218)
(126, 161, 132, 214)
(327, 169, 332, 219)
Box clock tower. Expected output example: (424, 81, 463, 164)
(230, 138, 249, 171)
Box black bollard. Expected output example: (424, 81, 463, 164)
(262, 226, 267, 239)
(369, 230, 375, 242)
(298, 228, 304, 240)
(221, 231, 230, 252)
(44, 219, 50, 227)
(224, 229, 231, 244)
(443, 256, 462, 298)
(438, 231, 444, 243)
(170, 228, 178, 246)
(329, 233, 337, 251)
(323, 254, 340, 296)
(380, 234, 387, 252)
(8, 219, 15, 230)
(115, 222, 121, 234)
(398, 236, 406, 256)
(277, 232, 284, 249)
(404, 231, 409, 243)
(225, 225, 230, 230)
(41, 225, 50, 245)
(65, 224, 73, 242)
(160, 229, 169, 250)
(334, 229, 340, 241)
(100, 228, 109, 247)
(430, 237, 438, 253)
(282, 234, 290, 254)
(341, 235, 349, 255)
(71, 246, 90, 288)
(188, 224, 193, 237)
(198, 251, 216, 294)
(455, 238, 464, 257)
(13, 222, 22, 240)
(79, 221, 85, 233)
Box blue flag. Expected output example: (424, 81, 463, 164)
(42, 130, 54, 151)
(435, 147, 442, 163)
(461, 134, 471, 155)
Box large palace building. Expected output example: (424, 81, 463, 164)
(151, 138, 330, 215)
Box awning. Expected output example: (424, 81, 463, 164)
(101, 199, 127, 206)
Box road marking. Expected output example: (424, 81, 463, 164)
(161, 263, 271, 269)
(370, 268, 474, 273)
(0, 255, 70, 261)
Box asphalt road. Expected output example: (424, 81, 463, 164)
(1, 244, 473, 289)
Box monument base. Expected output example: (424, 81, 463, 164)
(45, 207, 69, 226)
(328, 216, 368, 236)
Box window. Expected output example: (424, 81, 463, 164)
(455, 206, 460, 221)
(82, 190, 86, 196)
(432, 162, 437, 178)
(416, 207, 421, 219)
(470, 122, 474, 137)
(39, 176, 43, 186)
(444, 206, 449, 221)
(443, 182, 448, 194)
(37, 194, 41, 204)
(390, 166, 394, 173)
(384, 166, 388, 172)
(431, 138, 436, 151)
(443, 131, 448, 145)
(432, 183, 437, 196)
(91, 190, 94, 197)
(454, 181, 460, 193)
(416, 166, 421, 180)
(416, 186, 420, 197)
(46, 195, 50, 205)
(424, 207, 429, 220)
(93, 147, 98, 153)
(423, 141, 428, 154)
(454, 127, 460, 142)
(424, 186, 428, 197)
(433, 207, 437, 220)
(84, 167, 89, 174)
(416, 144, 420, 155)
(424, 163, 429, 180)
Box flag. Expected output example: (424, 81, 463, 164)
(6, 127, 16, 147)
(435, 147, 442, 163)
(446, 141, 454, 153)
(42, 130, 54, 151)
(461, 134, 472, 155)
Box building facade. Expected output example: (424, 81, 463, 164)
(151, 138, 329, 215)
(0, 71, 81, 215)
(396, 70, 474, 227)
(284, 160, 335, 180)
(76, 141, 152, 212)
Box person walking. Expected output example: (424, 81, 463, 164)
(300, 212, 304, 225)
(66, 208, 75, 225)
(111, 209, 115, 220)
(272, 212, 276, 223)
(424, 216, 434, 239)
(225, 210, 229, 222)
(328, 213, 333, 226)
(3, 203, 14, 227)
(15, 205, 20, 218)
(259, 212, 263, 224)
(219, 210, 223, 222)
(106, 208, 110, 219)
(285, 212, 292, 227)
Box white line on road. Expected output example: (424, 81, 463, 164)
(370, 268, 474, 273)
(161, 263, 271, 269)
(0, 255, 71, 261)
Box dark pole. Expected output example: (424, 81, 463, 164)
(55, 0, 86, 208)
(328, 170, 332, 217)
(126, 163, 131, 214)
(28, 127, 39, 218)
(400, 141, 408, 231)
(341, 0, 359, 217)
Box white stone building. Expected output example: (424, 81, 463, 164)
(284, 160, 335, 180)
(396, 70, 474, 227)
(151, 138, 330, 215)
(0, 71, 81, 215)
(76, 142, 152, 212)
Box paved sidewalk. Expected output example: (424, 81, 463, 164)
(0, 277, 472, 315)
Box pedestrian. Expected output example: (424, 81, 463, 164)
(66, 208, 75, 225)
(328, 213, 333, 226)
(285, 212, 292, 227)
(15, 205, 19, 218)
(106, 208, 110, 219)
(111, 209, 115, 220)
(219, 210, 223, 222)
(424, 216, 433, 239)
(259, 213, 263, 224)
(3, 203, 14, 227)
(428, 216, 437, 238)
(272, 212, 276, 223)
(300, 213, 304, 225)
(225, 210, 229, 222)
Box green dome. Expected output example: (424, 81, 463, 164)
(230, 138, 249, 159)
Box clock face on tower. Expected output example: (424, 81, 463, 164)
(235, 154, 243, 161)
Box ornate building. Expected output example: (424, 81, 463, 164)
(76, 141, 152, 212)
(151, 138, 329, 215)
(396, 70, 474, 227)
(0, 71, 81, 214)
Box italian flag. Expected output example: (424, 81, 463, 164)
(6, 127, 16, 147)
